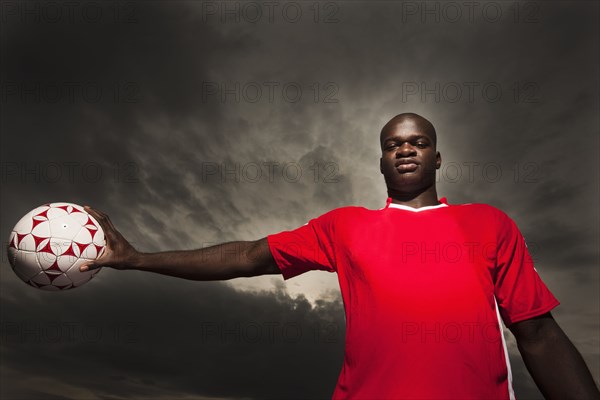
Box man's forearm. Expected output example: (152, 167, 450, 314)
(517, 324, 600, 399)
(129, 241, 256, 281)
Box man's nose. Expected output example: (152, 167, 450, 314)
(396, 142, 416, 156)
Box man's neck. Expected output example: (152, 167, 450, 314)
(387, 186, 439, 209)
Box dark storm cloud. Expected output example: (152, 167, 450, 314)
(1, 276, 345, 400)
(1, 1, 598, 399)
(0, 1, 225, 239)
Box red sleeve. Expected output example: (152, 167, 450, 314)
(493, 210, 560, 326)
(266, 212, 337, 281)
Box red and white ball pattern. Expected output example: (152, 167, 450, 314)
(7, 202, 105, 291)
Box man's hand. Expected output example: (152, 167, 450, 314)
(79, 205, 141, 272)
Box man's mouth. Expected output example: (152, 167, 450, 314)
(395, 159, 419, 172)
(396, 163, 418, 172)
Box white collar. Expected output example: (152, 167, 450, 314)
(380, 196, 450, 212)
(387, 202, 448, 212)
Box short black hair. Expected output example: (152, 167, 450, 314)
(380, 113, 437, 148)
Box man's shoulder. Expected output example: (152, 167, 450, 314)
(451, 201, 505, 214)
(451, 202, 516, 227)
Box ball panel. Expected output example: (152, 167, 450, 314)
(86, 214, 105, 246)
(46, 207, 68, 219)
(37, 250, 58, 270)
(50, 202, 81, 209)
(73, 226, 93, 245)
(13, 250, 42, 281)
(30, 205, 51, 217)
(70, 242, 81, 258)
(17, 234, 36, 251)
(13, 205, 49, 234)
(31, 220, 51, 237)
(49, 273, 72, 286)
(7, 246, 18, 268)
(48, 238, 72, 255)
(7, 232, 18, 267)
(34, 237, 50, 253)
(70, 204, 85, 213)
(8, 231, 16, 246)
(93, 231, 106, 247)
(78, 243, 98, 260)
(56, 255, 77, 272)
(30, 271, 52, 286)
(57, 284, 74, 290)
(70, 211, 89, 225)
(13, 215, 34, 234)
(46, 238, 77, 272)
(28, 280, 41, 289)
(48, 215, 84, 241)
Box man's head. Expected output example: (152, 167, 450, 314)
(379, 113, 441, 195)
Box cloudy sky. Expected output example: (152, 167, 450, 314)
(1, 1, 598, 399)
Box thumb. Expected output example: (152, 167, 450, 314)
(79, 261, 102, 272)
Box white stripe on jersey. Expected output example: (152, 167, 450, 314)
(494, 295, 516, 400)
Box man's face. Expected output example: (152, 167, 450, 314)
(379, 119, 441, 194)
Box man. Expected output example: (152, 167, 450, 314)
(80, 113, 599, 399)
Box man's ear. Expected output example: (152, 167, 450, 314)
(436, 152, 441, 169)
(380, 157, 383, 174)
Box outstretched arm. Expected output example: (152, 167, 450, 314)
(509, 312, 600, 400)
(79, 206, 281, 281)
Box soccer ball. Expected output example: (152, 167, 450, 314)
(7, 202, 105, 291)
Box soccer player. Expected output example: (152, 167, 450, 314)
(80, 113, 600, 399)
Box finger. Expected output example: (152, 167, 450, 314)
(84, 205, 106, 226)
(84, 206, 117, 240)
(84, 205, 110, 225)
(80, 261, 101, 272)
(79, 243, 112, 272)
(87, 206, 117, 231)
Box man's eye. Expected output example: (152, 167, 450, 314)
(416, 142, 428, 148)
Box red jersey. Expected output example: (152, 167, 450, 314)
(267, 197, 560, 400)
